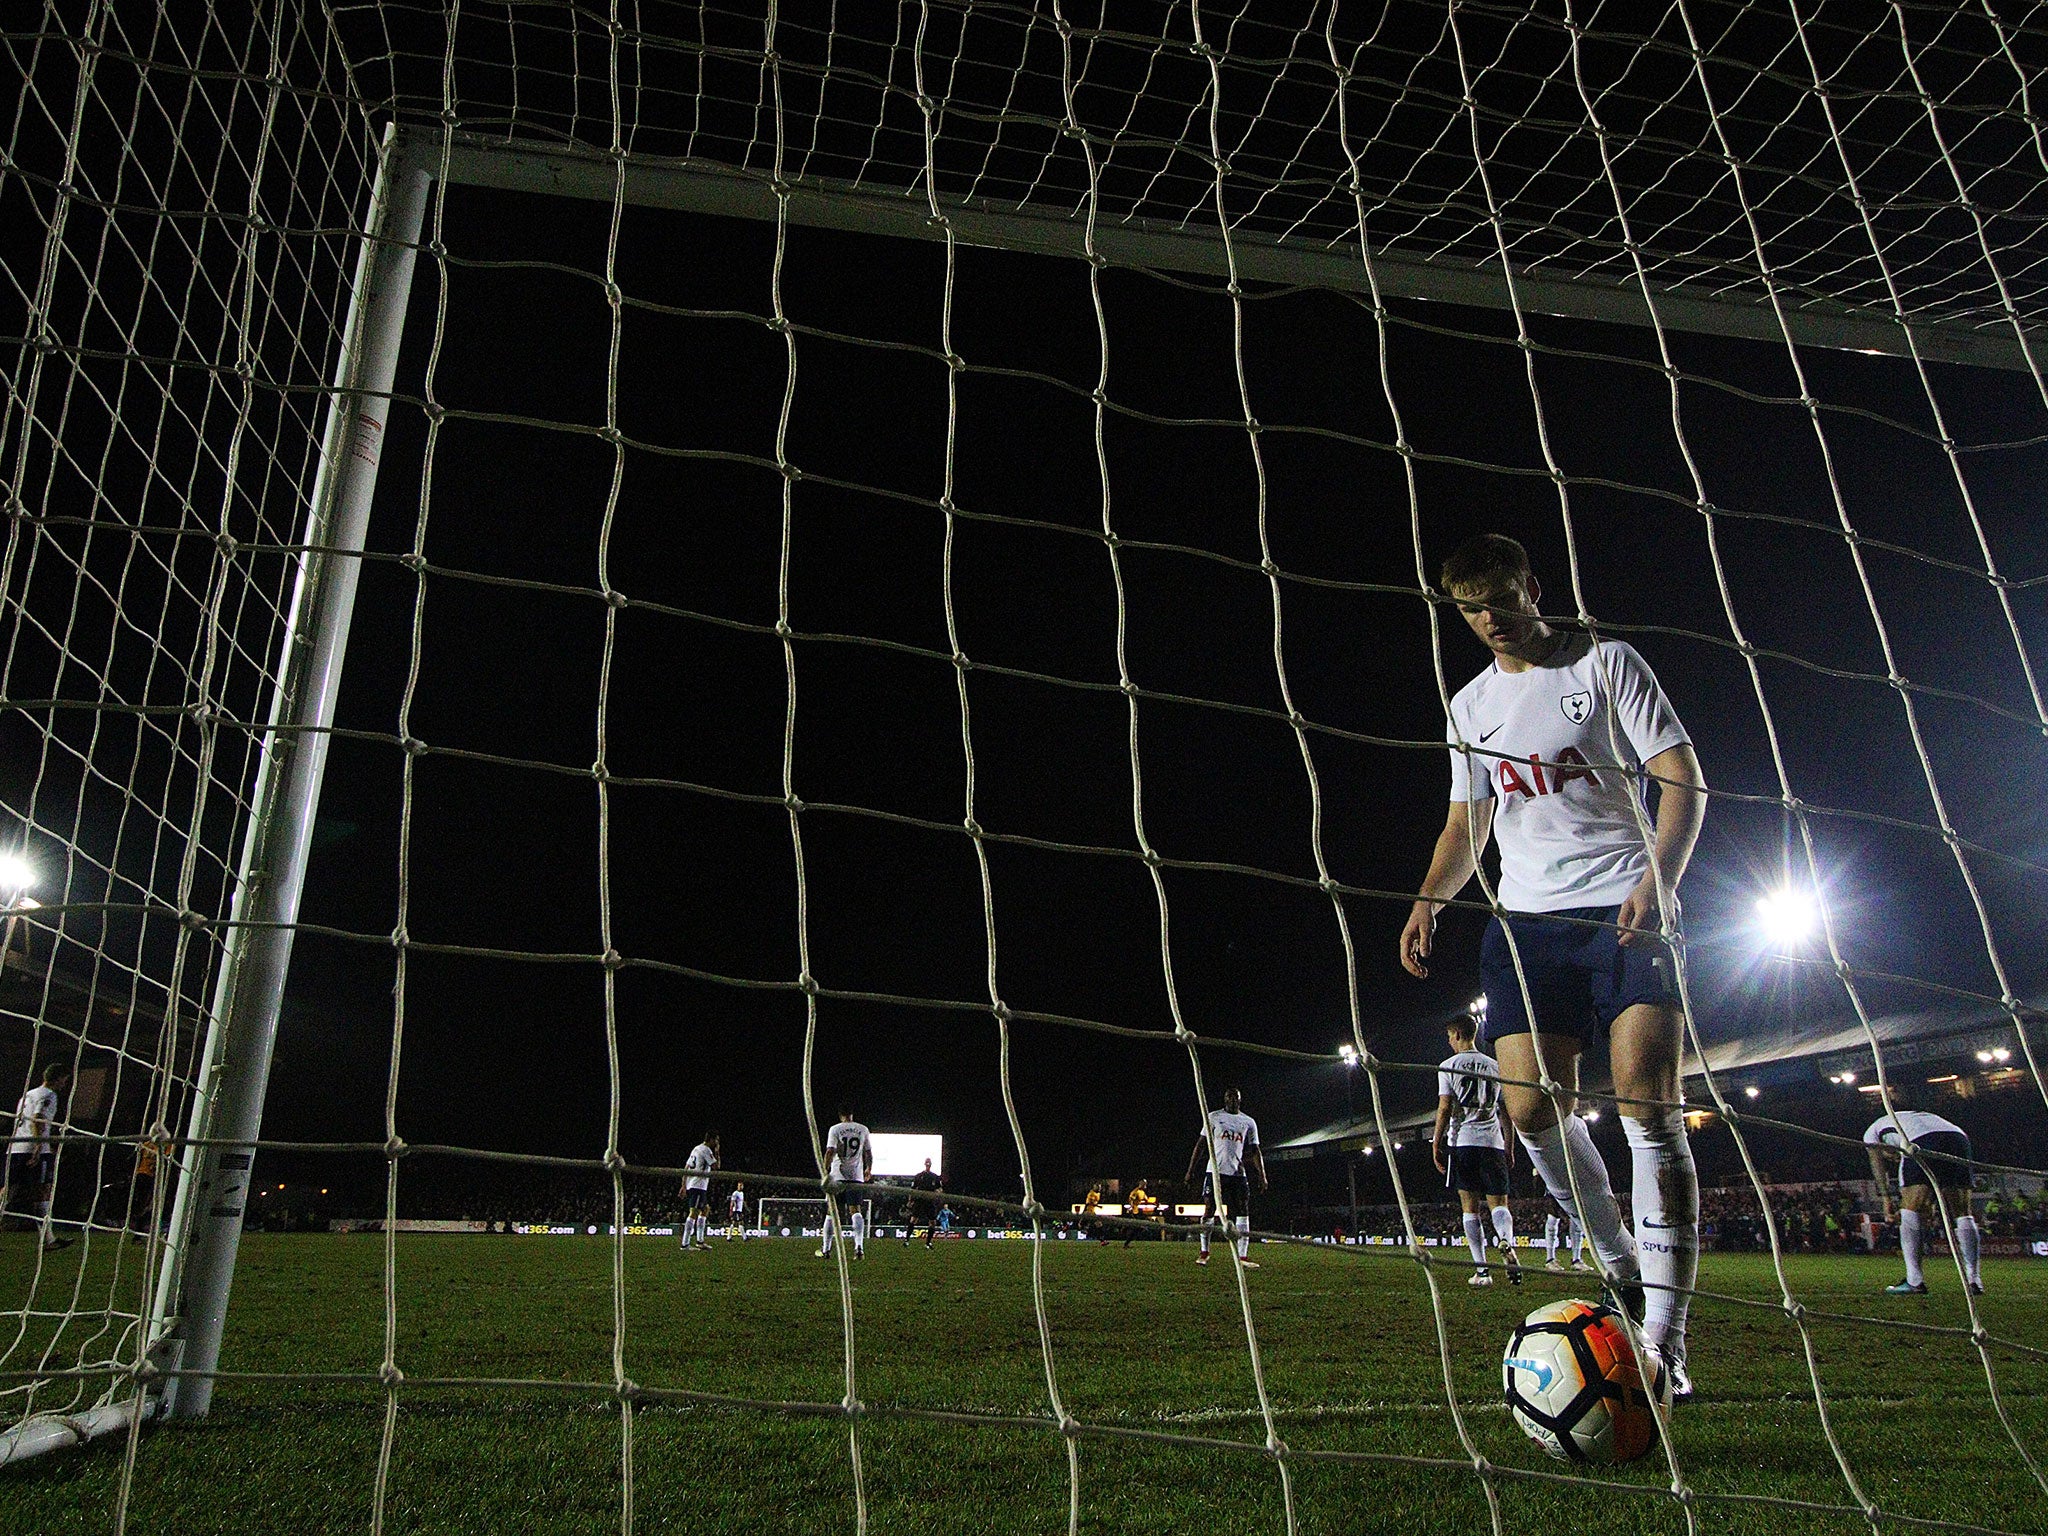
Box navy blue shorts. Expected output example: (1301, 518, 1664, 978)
(683, 1187, 711, 1214)
(1449, 1145, 1510, 1196)
(1899, 1129, 1972, 1194)
(1479, 906, 1677, 1047)
(1205, 1172, 1251, 1221)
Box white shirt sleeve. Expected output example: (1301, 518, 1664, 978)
(1600, 642, 1689, 766)
(1244, 1117, 1259, 1151)
(1437, 1067, 1455, 1100)
(1446, 701, 1491, 804)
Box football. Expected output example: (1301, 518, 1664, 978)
(1502, 1299, 1664, 1464)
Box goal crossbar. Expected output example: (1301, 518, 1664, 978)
(408, 126, 2037, 374)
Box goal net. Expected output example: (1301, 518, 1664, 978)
(4, 0, 2047, 1529)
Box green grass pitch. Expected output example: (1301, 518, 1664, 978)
(0, 1234, 2042, 1534)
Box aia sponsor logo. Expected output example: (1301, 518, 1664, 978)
(1496, 748, 1601, 799)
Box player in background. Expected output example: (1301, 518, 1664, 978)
(4, 1063, 71, 1251)
(905, 1157, 943, 1249)
(1184, 1088, 1268, 1269)
(1865, 1103, 1981, 1296)
(1432, 1014, 1520, 1287)
(1543, 1210, 1563, 1270)
(726, 1180, 745, 1239)
(1400, 535, 1705, 1400)
(1544, 1201, 1590, 1272)
(819, 1109, 872, 1259)
(679, 1132, 719, 1251)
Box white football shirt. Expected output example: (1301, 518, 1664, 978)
(1446, 633, 1690, 913)
(684, 1141, 718, 1192)
(728, 1188, 745, 1214)
(1204, 1109, 1259, 1177)
(826, 1120, 871, 1183)
(8, 1085, 56, 1156)
(1862, 1110, 1965, 1150)
(1437, 1051, 1507, 1150)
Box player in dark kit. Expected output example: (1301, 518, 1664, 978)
(904, 1157, 944, 1248)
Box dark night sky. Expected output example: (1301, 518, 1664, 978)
(251, 173, 2048, 1208)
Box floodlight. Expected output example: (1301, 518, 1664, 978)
(1337, 1042, 1358, 1065)
(1754, 886, 1817, 947)
(0, 853, 33, 895)
(1976, 1050, 1994, 1064)
(1469, 995, 1488, 1015)
(1582, 1109, 1601, 1123)
(1993, 1048, 2012, 1064)
(1743, 1085, 1761, 1100)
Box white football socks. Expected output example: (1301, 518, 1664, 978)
(1462, 1212, 1487, 1271)
(1521, 1116, 1636, 1274)
(1199, 1228, 1211, 1257)
(1544, 1213, 1561, 1262)
(1899, 1207, 1924, 1285)
(1489, 1204, 1515, 1261)
(1235, 1216, 1251, 1260)
(1621, 1108, 1698, 1362)
(852, 1209, 866, 1254)
(1955, 1215, 1982, 1287)
(1568, 1216, 1586, 1263)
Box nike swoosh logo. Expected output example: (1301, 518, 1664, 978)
(1478, 725, 1503, 742)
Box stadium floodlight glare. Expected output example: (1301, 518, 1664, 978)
(1582, 1109, 1601, 1123)
(1337, 1042, 1359, 1066)
(1469, 995, 1488, 1015)
(1755, 886, 1818, 948)
(1743, 1085, 1761, 1100)
(1977, 1050, 1994, 1064)
(0, 853, 33, 896)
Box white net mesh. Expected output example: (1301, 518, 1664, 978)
(5, 2, 2048, 1530)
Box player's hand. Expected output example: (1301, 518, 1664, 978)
(1615, 876, 1673, 948)
(1400, 901, 1436, 977)
(1431, 1143, 1447, 1175)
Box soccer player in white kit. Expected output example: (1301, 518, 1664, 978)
(1431, 1015, 1519, 1287)
(1399, 535, 1706, 1400)
(819, 1110, 871, 1259)
(726, 1181, 745, 1239)
(1864, 1104, 1982, 1296)
(679, 1133, 719, 1251)
(4, 1062, 71, 1251)
(1184, 1088, 1267, 1268)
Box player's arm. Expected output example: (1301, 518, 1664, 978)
(1866, 1141, 1896, 1220)
(1184, 1132, 1207, 1187)
(1401, 798, 1494, 978)
(1247, 1139, 1268, 1193)
(1616, 742, 1705, 947)
(1431, 1096, 1453, 1173)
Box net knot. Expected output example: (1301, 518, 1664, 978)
(1143, 849, 1162, 867)
(605, 588, 628, 610)
(214, 531, 238, 557)
(380, 1361, 405, 1387)
(1471, 1453, 1494, 1480)
(774, 620, 793, 638)
(188, 702, 213, 725)
(784, 793, 804, 813)
(402, 736, 428, 757)
(1971, 1324, 1990, 1346)
(599, 425, 621, 444)
(799, 971, 819, 996)
(1024, 1199, 1045, 1220)
(963, 817, 982, 837)
(1226, 282, 1243, 298)
(945, 353, 964, 373)
(842, 1396, 864, 1420)
(779, 463, 803, 482)
(1265, 1434, 1288, 1460)
(1538, 1077, 1562, 1097)
(180, 909, 209, 931)
(1088, 253, 1108, 271)
(602, 948, 624, 971)
(1058, 1413, 1080, 1438)
(384, 1136, 408, 1159)
(390, 924, 409, 949)
(1318, 876, 1336, 893)
(1173, 1025, 1193, 1043)
(1783, 1298, 1805, 1321)
(992, 1000, 1012, 1021)
(591, 761, 610, 782)
(604, 1150, 627, 1173)
(952, 650, 970, 670)
(399, 550, 426, 572)
(616, 1378, 641, 1404)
